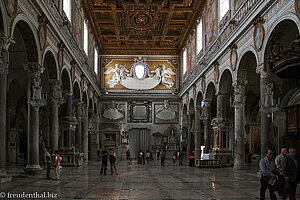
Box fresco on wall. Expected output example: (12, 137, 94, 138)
(205, 2, 217, 47)
(187, 36, 196, 71)
(103, 60, 177, 90)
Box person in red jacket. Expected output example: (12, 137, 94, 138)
(54, 150, 62, 180)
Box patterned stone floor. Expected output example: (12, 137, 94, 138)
(1, 159, 300, 200)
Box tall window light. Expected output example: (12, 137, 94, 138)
(219, 0, 230, 20)
(94, 49, 98, 74)
(196, 19, 203, 55)
(183, 48, 187, 74)
(63, 0, 71, 21)
(84, 21, 88, 55)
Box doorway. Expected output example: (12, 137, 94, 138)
(128, 128, 149, 159)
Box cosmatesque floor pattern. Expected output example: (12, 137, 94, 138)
(1, 159, 300, 200)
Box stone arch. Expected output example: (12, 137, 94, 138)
(73, 81, 81, 100)
(82, 91, 88, 105)
(43, 48, 59, 81)
(188, 98, 195, 113)
(219, 69, 233, 93)
(196, 91, 203, 106)
(88, 97, 93, 111)
(61, 68, 71, 92)
(205, 81, 216, 100)
(235, 47, 259, 80)
(237, 51, 258, 81)
(261, 13, 300, 63)
(11, 16, 40, 63)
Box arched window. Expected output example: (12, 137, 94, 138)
(219, 0, 230, 20)
(84, 21, 88, 55)
(94, 49, 98, 74)
(196, 19, 203, 55)
(183, 48, 187, 74)
(63, 0, 71, 21)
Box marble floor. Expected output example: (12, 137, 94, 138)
(1, 159, 300, 200)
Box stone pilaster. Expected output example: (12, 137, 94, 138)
(82, 105, 89, 161)
(187, 114, 193, 158)
(194, 105, 202, 160)
(50, 81, 64, 151)
(233, 80, 247, 170)
(24, 63, 46, 174)
(256, 64, 271, 158)
(0, 33, 12, 183)
(203, 100, 211, 152)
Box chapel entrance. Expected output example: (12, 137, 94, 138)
(128, 128, 150, 159)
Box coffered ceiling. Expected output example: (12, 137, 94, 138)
(81, 0, 206, 55)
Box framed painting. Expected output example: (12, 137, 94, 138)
(253, 23, 265, 52)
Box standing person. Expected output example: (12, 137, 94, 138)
(126, 149, 130, 160)
(259, 149, 278, 200)
(44, 147, 52, 179)
(142, 151, 145, 165)
(100, 146, 108, 175)
(54, 150, 62, 180)
(161, 149, 165, 166)
(275, 147, 287, 197)
(172, 151, 177, 165)
(156, 149, 160, 160)
(109, 148, 118, 175)
(150, 150, 153, 161)
(282, 148, 300, 200)
(179, 150, 183, 166)
(146, 150, 150, 164)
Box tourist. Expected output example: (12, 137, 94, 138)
(161, 149, 165, 166)
(156, 149, 160, 160)
(282, 148, 300, 200)
(138, 150, 143, 164)
(172, 151, 177, 165)
(146, 150, 150, 164)
(44, 147, 52, 179)
(275, 147, 287, 197)
(150, 150, 153, 161)
(100, 146, 108, 175)
(109, 148, 118, 175)
(54, 150, 62, 180)
(126, 149, 130, 160)
(179, 150, 183, 166)
(259, 149, 278, 200)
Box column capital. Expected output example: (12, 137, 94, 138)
(25, 63, 47, 108)
(0, 32, 14, 51)
(0, 33, 13, 75)
(233, 80, 247, 108)
(256, 63, 270, 79)
(51, 81, 65, 105)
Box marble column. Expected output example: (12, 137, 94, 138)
(82, 105, 89, 161)
(203, 100, 211, 152)
(194, 105, 201, 160)
(256, 64, 271, 158)
(233, 80, 247, 170)
(0, 35, 12, 183)
(216, 92, 226, 148)
(187, 114, 192, 158)
(75, 101, 82, 152)
(50, 81, 64, 151)
(24, 63, 46, 174)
